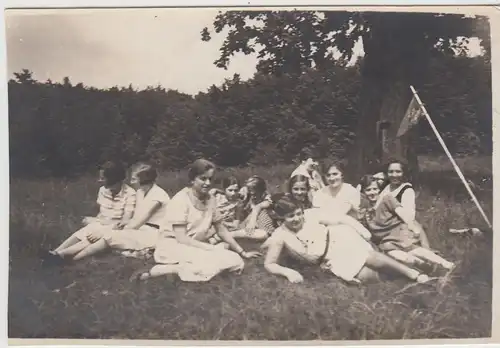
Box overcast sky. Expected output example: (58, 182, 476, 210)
(5, 8, 483, 95)
(6, 8, 264, 94)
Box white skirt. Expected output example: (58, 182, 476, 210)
(321, 225, 374, 282)
(153, 236, 244, 282)
(103, 224, 160, 251)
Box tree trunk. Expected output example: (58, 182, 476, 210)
(347, 61, 419, 184)
(347, 15, 423, 184)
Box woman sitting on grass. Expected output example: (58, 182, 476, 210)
(290, 151, 325, 194)
(378, 158, 431, 248)
(208, 176, 271, 244)
(262, 194, 432, 284)
(213, 175, 276, 241)
(130, 159, 261, 283)
(99, 161, 170, 258)
(358, 174, 455, 271)
(312, 161, 360, 218)
(286, 174, 313, 210)
(44, 161, 136, 265)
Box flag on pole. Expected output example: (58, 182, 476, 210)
(396, 94, 424, 137)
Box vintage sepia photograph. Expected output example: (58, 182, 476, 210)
(6, 6, 494, 341)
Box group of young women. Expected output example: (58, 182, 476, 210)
(44, 155, 455, 285)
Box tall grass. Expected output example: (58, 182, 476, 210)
(8, 156, 492, 340)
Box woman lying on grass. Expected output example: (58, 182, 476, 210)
(262, 194, 433, 284)
(358, 174, 455, 271)
(44, 161, 137, 265)
(130, 159, 261, 283)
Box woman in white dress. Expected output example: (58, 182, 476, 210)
(262, 195, 432, 284)
(130, 159, 261, 283)
(312, 161, 360, 218)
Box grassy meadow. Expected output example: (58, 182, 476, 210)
(8, 155, 493, 340)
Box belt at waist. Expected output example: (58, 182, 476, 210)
(145, 223, 160, 229)
(317, 229, 331, 264)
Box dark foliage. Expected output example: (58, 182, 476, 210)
(8, 53, 491, 178)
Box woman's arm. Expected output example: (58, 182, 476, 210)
(216, 223, 261, 258)
(121, 191, 137, 224)
(244, 200, 271, 232)
(264, 237, 303, 283)
(400, 189, 416, 221)
(319, 214, 372, 240)
(125, 201, 161, 230)
(173, 224, 217, 251)
(394, 207, 420, 235)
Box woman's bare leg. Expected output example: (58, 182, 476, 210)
(56, 240, 91, 257)
(387, 249, 427, 267)
(133, 264, 181, 281)
(53, 236, 82, 253)
(365, 250, 428, 282)
(72, 239, 108, 261)
(409, 247, 455, 269)
(356, 266, 381, 282)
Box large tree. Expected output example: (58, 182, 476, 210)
(201, 10, 490, 180)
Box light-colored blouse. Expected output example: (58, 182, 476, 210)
(160, 187, 216, 240)
(133, 184, 170, 227)
(312, 183, 360, 216)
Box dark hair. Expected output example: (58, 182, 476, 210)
(359, 174, 380, 192)
(297, 148, 314, 163)
(322, 160, 346, 184)
(131, 162, 158, 185)
(271, 194, 301, 220)
(385, 158, 409, 181)
(221, 176, 241, 190)
(288, 175, 312, 208)
(187, 159, 216, 182)
(324, 160, 345, 175)
(100, 161, 126, 187)
(245, 176, 267, 202)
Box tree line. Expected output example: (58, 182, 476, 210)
(8, 53, 491, 179)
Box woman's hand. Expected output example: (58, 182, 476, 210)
(241, 250, 262, 259)
(213, 210, 232, 224)
(113, 222, 126, 230)
(285, 269, 304, 283)
(245, 219, 257, 235)
(239, 186, 248, 201)
(86, 231, 103, 243)
(408, 222, 421, 236)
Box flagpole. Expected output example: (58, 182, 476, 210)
(409, 85, 492, 229)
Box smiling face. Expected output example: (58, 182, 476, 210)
(192, 168, 215, 196)
(387, 163, 404, 186)
(291, 181, 309, 202)
(326, 165, 343, 188)
(224, 184, 240, 202)
(363, 181, 381, 203)
(283, 208, 305, 232)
